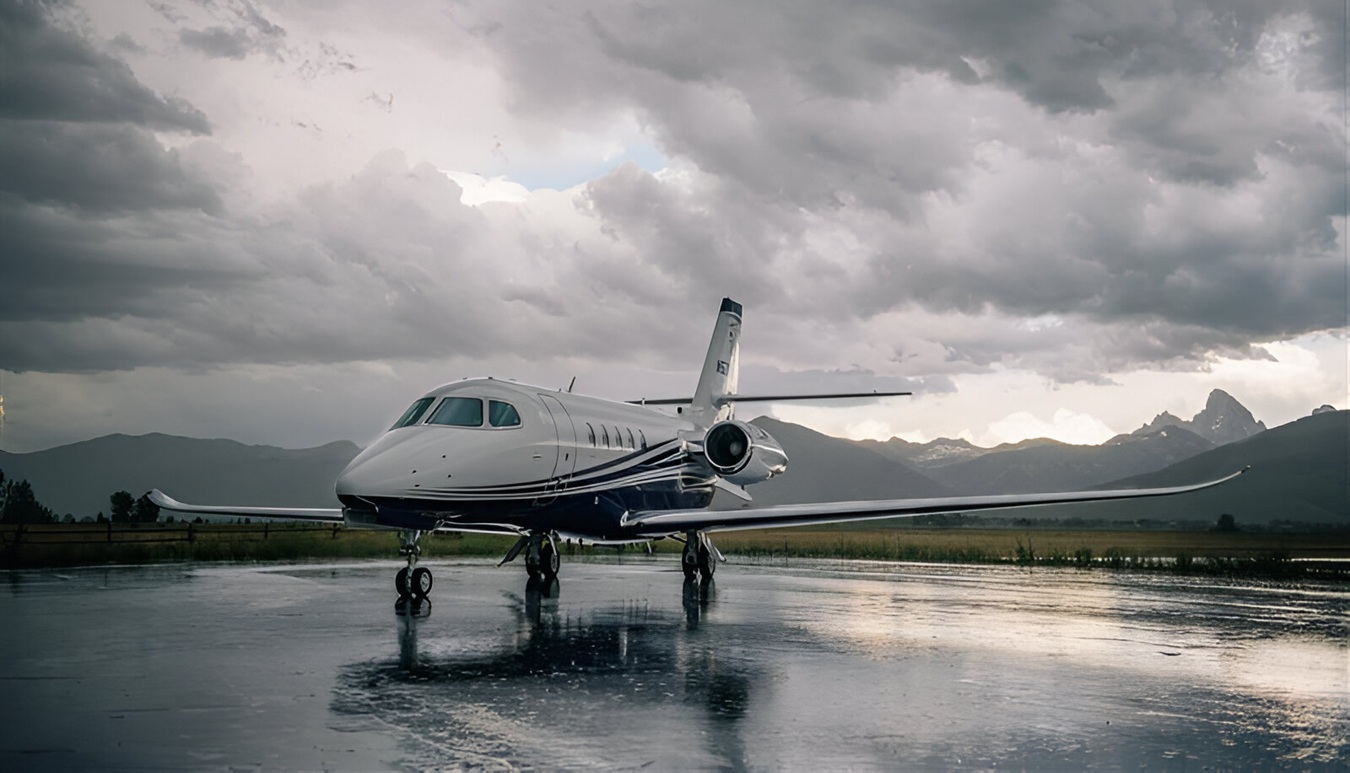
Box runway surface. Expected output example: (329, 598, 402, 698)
(2, 557, 1346, 770)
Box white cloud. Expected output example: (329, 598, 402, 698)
(982, 409, 1116, 447)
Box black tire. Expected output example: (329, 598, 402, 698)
(540, 541, 560, 581)
(525, 552, 541, 581)
(395, 567, 410, 597)
(698, 545, 716, 580)
(411, 566, 433, 597)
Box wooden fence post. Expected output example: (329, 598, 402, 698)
(264, 521, 269, 541)
(106, 520, 114, 544)
(188, 522, 196, 544)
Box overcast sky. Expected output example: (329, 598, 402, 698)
(1, 0, 1346, 454)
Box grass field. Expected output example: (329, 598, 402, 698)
(3, 522, 1347, 577)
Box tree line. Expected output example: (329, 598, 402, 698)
(0, 468, 159, 524)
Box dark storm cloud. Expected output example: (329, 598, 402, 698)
(0, 144, 668, 373)
(0, 122, 221, 212)
(1, 0, 1344, 390)
(473, 0, 1346, 375)
(0, 1, 229, 372)
(0, 1, 209, 132)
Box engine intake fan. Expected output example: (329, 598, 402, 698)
(701, 420, 788, 486)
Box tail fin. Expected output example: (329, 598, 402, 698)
(689, 297, 742, 428)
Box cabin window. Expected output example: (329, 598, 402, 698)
(391, 397, 435, 429)
(601, 426, 610, 448)
(638, 429, 647, 450)
(586, 423, 596, 446)
(625, 428, 635, 449)
(427, 397, 483, 427)
(488, 400, 521, 428)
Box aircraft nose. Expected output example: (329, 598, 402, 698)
(335, 430, 421, 498)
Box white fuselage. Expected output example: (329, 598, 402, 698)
(335, 378, 714, 539)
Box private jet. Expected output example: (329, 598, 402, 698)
(151, 298, 1244, 599)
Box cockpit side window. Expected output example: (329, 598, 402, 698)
(391, 397, 435, 429)
(427, 397, 483, 427)
(488, 400, 522, 428)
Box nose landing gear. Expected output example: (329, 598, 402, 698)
(395, 529, 432, 599)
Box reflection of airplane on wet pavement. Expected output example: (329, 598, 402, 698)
(152, 298, 1246, 600)
(332, 581, 749, 768)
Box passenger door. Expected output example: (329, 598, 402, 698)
(537, 394, 577, 505)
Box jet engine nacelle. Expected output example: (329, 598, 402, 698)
(701, 420, 788, 486)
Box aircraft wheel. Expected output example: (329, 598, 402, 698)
(411, 567, 433, 598)
(697, 545, 716, 581)
(395, 567, 410, 597)
(540, 541, 560, 581)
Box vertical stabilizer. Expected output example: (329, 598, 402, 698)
(689, 298, 742, 428)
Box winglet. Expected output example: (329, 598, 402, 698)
(147, 489, 179, 509)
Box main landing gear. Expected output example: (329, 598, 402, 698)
(500, 532, 561, 583)
(394, 529, 433, 599)
(682, 530, 719, 582)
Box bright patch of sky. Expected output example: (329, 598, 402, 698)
(982, 409, 1116, 447)
(764, 331, 1346, 448)
(505, 141, 669, 191)
(440, 171, 531, 205)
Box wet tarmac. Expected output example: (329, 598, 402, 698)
(1, 557, 1346, 770)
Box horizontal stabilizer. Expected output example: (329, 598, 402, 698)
(148, 489, 345, 523)
(628, 390, 911, 406)
(620, 468, 1249, 536)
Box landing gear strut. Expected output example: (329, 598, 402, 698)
(395, 529, 432, 599)
(682, 530, 717, 582)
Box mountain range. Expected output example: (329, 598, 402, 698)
(853, 389, 1262, 494)
(0, 434, 359, 518)
(1, 391, 1344, 525)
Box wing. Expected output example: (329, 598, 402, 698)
(620, 468, 1249, 536)
(148, 489, 345, 523)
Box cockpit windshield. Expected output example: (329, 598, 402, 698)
(488, 400, 521, 427)
(427, 397, 484, 427)
(391, 397, 434, 429)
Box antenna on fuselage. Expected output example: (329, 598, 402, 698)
(566, 376, 576, 393)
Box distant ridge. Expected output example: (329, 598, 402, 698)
(0, 433, 361, 519)
(850, 390, 1272, 496)
(1133, 388, 1266, 444)
(780, 410, 1345, 524)
(1086, 409, 1348, 523)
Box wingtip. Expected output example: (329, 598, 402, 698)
(147, 489, 176, 509)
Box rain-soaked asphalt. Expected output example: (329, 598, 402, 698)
(1, 556, 1346, 770)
